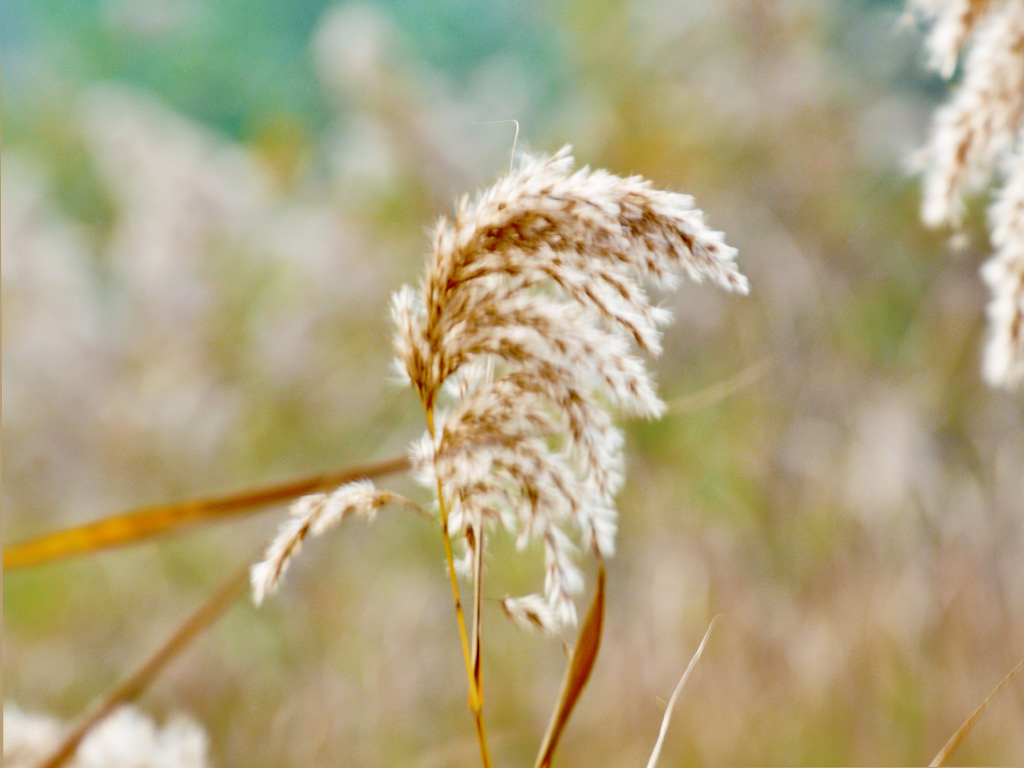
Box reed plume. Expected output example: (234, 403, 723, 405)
(251, 145, 745, 764)
(392, 146, 746, 631)
(251, 481, 419, 605)
(912, 0, 1024, 387)
(253, 146, 746, 624)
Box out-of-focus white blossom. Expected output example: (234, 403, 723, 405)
(81, 86, 272, 332)
(911, 0, 1024, 387)
(982, 138, 1024, 384)
(3, 704, 209, 768)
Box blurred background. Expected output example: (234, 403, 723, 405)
(3, 0, 1024, 765)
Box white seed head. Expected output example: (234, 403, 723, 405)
(252, 480, 394, 604)
(909, 0, 996, 78)
(918, 3, 1024, 227)
(395, 147, 745, 632)
(913, 0, 1024, 388)
(982, 135, 1024, 387)
(3, 704, 209, 768)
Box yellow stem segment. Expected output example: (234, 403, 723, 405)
(3, 455, 411, 571)
(426, 404, 492, 768)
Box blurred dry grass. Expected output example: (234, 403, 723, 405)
(4, 1, 1024, 765)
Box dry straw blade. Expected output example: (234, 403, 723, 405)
(645, 617, 718, 768)
(663, 356, 772, 416)
(5, 356, 765, 574)
(3, 455, 410, 571)
(30, 563, 251, 768)
(534, 563, 606, 768)
(929, 656, 1024, 767)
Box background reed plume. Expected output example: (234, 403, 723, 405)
(3, 705, 209, 768)
(911, 0, 1024, 387)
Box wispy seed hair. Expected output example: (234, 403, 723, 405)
(252, 481, 403, 604)
(912, 0, 1024, 387)
(394, 146, 746, 632)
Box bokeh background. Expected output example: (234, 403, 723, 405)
(4, 0, 1024, 765)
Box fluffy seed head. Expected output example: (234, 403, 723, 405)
(982, 138, 1024, 385)
(252, 480, 398, 604)
(3, 704, 209, 768)
(912, 0, 1024, 387)
(394, 146, 746, 632)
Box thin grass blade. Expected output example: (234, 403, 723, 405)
(646, 616, 718, 768)
(31, 562, 250, 768)
(471, 527, 485, 701)
(664, 356, 773, 416)
(4, 454, 410, 571)
(929, 656, 1024, 767)
(534, 562, 606, 768)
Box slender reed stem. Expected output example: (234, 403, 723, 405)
(32, 562, 251, 768)
(4, 454, 411, 571)
(425, 404, 492, 768)
(929, 656, 1024, 767)
(645, 616, 718, 768)
(5, 358, 766, 575)
(470, 525, 484, 700)
(663, 356, 773, 415)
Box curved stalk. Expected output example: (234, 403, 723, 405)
(425, 404, 492, 768)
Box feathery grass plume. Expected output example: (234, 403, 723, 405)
(252, 480, 417, 604)
(982, 141, 1024, 385)
(911, 0, 995, 79)
(2, 704, 209, 768)
(393, 146, 747, 632)
(911, 0, 1024, 387)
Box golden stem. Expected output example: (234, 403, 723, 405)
(471, 525, 484, 703)
(930, 656, 1024, 767)
(4, 454, 411, 571)
(425, 403, 492, 768)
